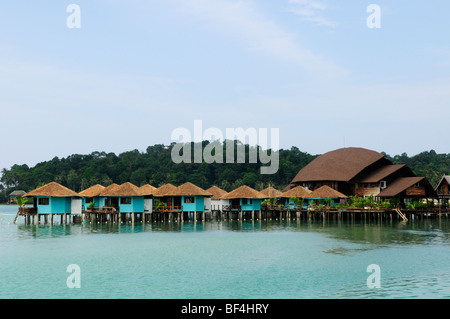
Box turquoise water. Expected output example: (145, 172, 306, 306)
(1, 205, 449, 299)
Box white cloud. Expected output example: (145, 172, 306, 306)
(166, 0, 346, 79)
(287, 0, 335, 28)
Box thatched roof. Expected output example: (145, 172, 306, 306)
(79, 184, 105, 197)
(9, 190, 26, 196)
(291, 147, 388, 183)
(280, 185, 312, 199)
(152, 183, 178, 197)
(377, 177, 436, 198)
(221, 185, 266, 199)
(206, 186, 228, 200)
(166, 182, 212, 196)
(282, 183, 296, 192)
(306, 185, 347, 199)
(98, 183, 119, 197)
(100, 182, 143, 197)
(24, 182, 80, 198)
(260, 186, 283, 198)
(140, 184, 156, 196)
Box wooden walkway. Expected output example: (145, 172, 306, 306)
(14, 206, 450, 225)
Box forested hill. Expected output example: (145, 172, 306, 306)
(1, 141, 449, 202)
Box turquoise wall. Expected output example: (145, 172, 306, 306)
(180, 195, 205, 212)
(119, 196, 144, 213)
(37, 197, 71, 214)
(240, 198, 262, 211)
(132, 197, 144, 212)
(36, 196, 51, 214)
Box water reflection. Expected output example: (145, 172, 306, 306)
(13, 218, 450, 248)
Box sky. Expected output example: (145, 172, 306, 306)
(0, 0, 449, 172)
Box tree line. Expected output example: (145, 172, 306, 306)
(0, 141, 448, 203)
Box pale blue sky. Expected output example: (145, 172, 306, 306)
(1, 1, 449, 171)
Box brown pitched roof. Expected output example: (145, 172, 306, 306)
(221, 185, 266, 199)
(280, 185, 312, 199)
(291, 147, 387, 183)
(260, 186, 283, 198)
(354, 165, 413, 183)
(24, 182, 80, 198)
(206, 186, 228, 200)
(140, 184, 156, 196)
(152, 183, 178, 197)
(100, 182, 142, 197)
(435, 175, 450, 192)
(306, 185, 347, 199)
(79, 184, 105, 197)
(377, 177, 434, 198)
(166, 182, 212, 196)
(98, 183, 119, 197)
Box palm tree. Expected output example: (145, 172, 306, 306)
(13, 196, 29, 224)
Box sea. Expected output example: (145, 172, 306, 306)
(0, 204, 449, 299)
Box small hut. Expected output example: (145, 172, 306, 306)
(165, 182, 212, 213)
(98, 183, 120, 207)
(260, 186, 283, 199)
(23, 182, 81, 215)
(151, 183, 178, 211)
(140, 184, 156, 213)
(206, 186, 230, 212)
(9, 190, 26, 204)
(99, 182, 144, 213)
(221, 185, 266, 211)
(435, 175, 450, 201)
(279, 185, 312, 209)
(306, 185, 347, 207)
(79, 184, 105, 211)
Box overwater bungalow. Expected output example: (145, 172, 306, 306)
(140, 184, 156, 213)
(99, 182, 144, 213)
(260, 186, 283, 199)
(165, 182, 212, 213)
(279, 185, 312, 209)
(206, 186, 230, 212)
(97, 183, 119, 207)
(151, 183, 178, 211)
(305, 185, 347, 208)
(23, 182, 81, 215)
(221, 185, 266, 212)
(435, 175, 450, 202)
(9, 190, 26, 204)
(79, 184, 105, 211)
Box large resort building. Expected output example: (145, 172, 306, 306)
(286, 147, 437, 202)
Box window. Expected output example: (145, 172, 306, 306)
(184, 197, 195, 204)
(120, 197, 132, 205)
(242, 199, 252, 205)
(38, 198, 49, 205)
(85, 198, 93, 204)
(380, 181, 387, 189)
